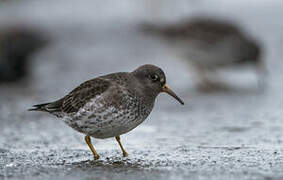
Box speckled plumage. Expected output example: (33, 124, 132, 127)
(62, 73, 154, 139)
(32, 72, 154, 138)
(29, 64, 184, 159)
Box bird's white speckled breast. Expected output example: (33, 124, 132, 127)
(62, 85, 153, 139)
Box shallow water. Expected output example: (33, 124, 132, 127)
(1, 0, 283, 179)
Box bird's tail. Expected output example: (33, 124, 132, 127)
(28, 99, 63, 113)
(28, 103, 52, 112)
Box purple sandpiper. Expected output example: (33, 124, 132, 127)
(29, 64, 184, 160)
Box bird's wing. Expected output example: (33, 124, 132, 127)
(61, 78, 111, 114)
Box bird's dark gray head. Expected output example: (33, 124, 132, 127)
(236, 38, 262, 64)
(132, 64, 166, 89)
(132, 64, 184, 105)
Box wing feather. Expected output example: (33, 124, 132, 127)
(61, 78, 110, 113)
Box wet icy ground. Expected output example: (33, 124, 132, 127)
(1, 0, 283, 179)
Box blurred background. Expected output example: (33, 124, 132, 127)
(0, 0, 283, 179)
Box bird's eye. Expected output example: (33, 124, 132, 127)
(149, 74, 159, 82)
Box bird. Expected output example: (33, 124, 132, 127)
(29, 64, 184, 160)
(141, 18, 266, 90)
(0, 26, 48, 83)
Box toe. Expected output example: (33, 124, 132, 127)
(123, 152, 128, 157)
(94, 155, 100, 160)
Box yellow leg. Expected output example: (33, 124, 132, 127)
(115, 136, 128, 157)
(85, 135, 100, 160)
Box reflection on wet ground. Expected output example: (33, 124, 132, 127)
(1, 0, 283, 179)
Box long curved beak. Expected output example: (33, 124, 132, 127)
(162, 84, 184, 105)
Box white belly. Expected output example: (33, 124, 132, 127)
(62, 94, 153, 139)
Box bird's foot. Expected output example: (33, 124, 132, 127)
(122, 151, 128, 157)
(93, 154, 100, 160)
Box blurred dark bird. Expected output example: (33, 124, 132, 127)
(29, 64, 184, 160)
(142, 18, 266, 90)
(0, 26, 48, 83)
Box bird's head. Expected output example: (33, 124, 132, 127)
(132, 64, 184, 105)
